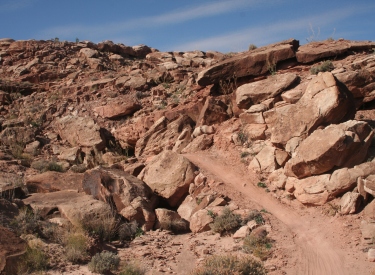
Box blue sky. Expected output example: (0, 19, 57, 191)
(1, 0, 374, 52)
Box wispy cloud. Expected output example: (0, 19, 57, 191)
(38, 0, 268, 41)
(0, 0, 35, 12)
(171, 4, 375, 52)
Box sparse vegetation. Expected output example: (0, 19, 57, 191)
(257, 182, 267, 188)
(243, 234, 273, 260)
(17, 245, 49, 274)
(219, 73, 238, 95)
(248, 44, 258, 51)
(88, 251, 120, 274)
(31, 160, 64, 172)
(243, 210, 264, 225)
(81, 213, 119, 242)
(12, 207, 40, 235)
(119, 261, 146, 275)
(240, 151, 250, 158)
(238, 128, 249, 145)
(310, 60, 334, 75)
(210, 207, 242, 235)
(118, 221, 142, 241)
(64, 230, 89, 263)
(191, 254, 266, 275)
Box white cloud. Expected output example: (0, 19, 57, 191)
(39, 0, 268, 41)
(0, 0, 35, 12)
(171, 4, 375, 52)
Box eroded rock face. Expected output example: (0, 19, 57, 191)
(55, 116, 105, 150)
(236, 73, 299, 109)
(26, 171, 84, 193)
(271, 72, 355, 147)
(135, 115, 194, 157)
(197, 39, 299, 86)
(139, 150, 196, 207)
(94, 99, 141, 119)
(284, 120, 374, 179)
(82, 167, 157, 230)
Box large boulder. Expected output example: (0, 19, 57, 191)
(55, 116, 105, 150)
(0, 226, 26, 275)
(236, 73, 299, 109)
(296, 39, 375, 63)
(82, 167, 157, 230)
(139, 150, 196, 207)
(271, 72, 355, 146)
(197, 39, 299, 86)
(196, 96, 229, 126)
(284, 120, 374, 178)
(286, 161, 375, 205)
(135, 115, 194, 157)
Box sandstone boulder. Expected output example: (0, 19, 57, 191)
(55, 116, 105, 150)
(0, 226, 26, 275)
(189, 209, 213, 233)
(236, 73, 298, 109)
(284, 120, 374, 178)
(271, 72, 355, 147)
(249, 145, 277, 173)
(82, 167, 157, 230)
(196, 96, 229, 126)
(340, 192, 361, 215)
(197, 39, 299, 86)
(296, 39, 375, 63)
(177, 195, 197, 222)
(139, 150, 196, 207)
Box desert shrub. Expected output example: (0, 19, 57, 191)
(243, 210, 264, 225)
(81, 214, 119, 241)
(219, 73, 237, 95)
(18, 245, 49, 274)
(88, 251, 120, 274)
(238, 129, 248, 145)
(248, 44, 257, 51)
(191, 254, 266, 275)
(310, 60, 334, 75)
(31, 160, 63, 172)
(159, 218, 188, 233)
(12, 207, 40, 235)
(257, 182, 267, 188)
(118, 221, 141, 241)
(243, 234, 273, 260)
(119, 261, 146, 275)
(241, 151, 250, 158)
(64, 231, 89, 263)
(210, 207, 242, 235)
(70, 164, 88, 173)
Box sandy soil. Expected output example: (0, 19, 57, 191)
(184, 150, 374, 275)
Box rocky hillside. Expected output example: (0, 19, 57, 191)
(1, 37, 375, 274)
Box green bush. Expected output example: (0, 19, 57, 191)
(81, 214, 119, 242)
(310, 60, 334, 75)
(257, 182, 267, 188)
(191, 254, 266, 275)
(243, 234, 272, 260)
(18, 245, 49, 274)
(248, 44, 257, 51)
(118, 221, 141, 241)
(12, 208, 40, 235)
(88, 251, 120, 274)
(119, 262, 146, 275)
(31, 160, 63, 172)
(210, 207, 242, 235)
(243, 210, 264, 225)
(64, 231, 89, 263)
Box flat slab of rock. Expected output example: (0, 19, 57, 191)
(139, 150, 196, 207)
(94, 100, 141, 119)
(26, 171, 83, 193)
(197, 39, 299, 86)
(236, 73, 298, 109)
(284, 120, 374, 178)
(23, 190, 111, 222)
(55, 115, 105, 149)
(296, 39, 375, 63)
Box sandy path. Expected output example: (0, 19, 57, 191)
(184, 152, 370, 275)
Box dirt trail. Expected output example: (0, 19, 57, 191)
(184, 152, 370, 275)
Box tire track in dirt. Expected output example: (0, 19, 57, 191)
(184, 152, 353, 275)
